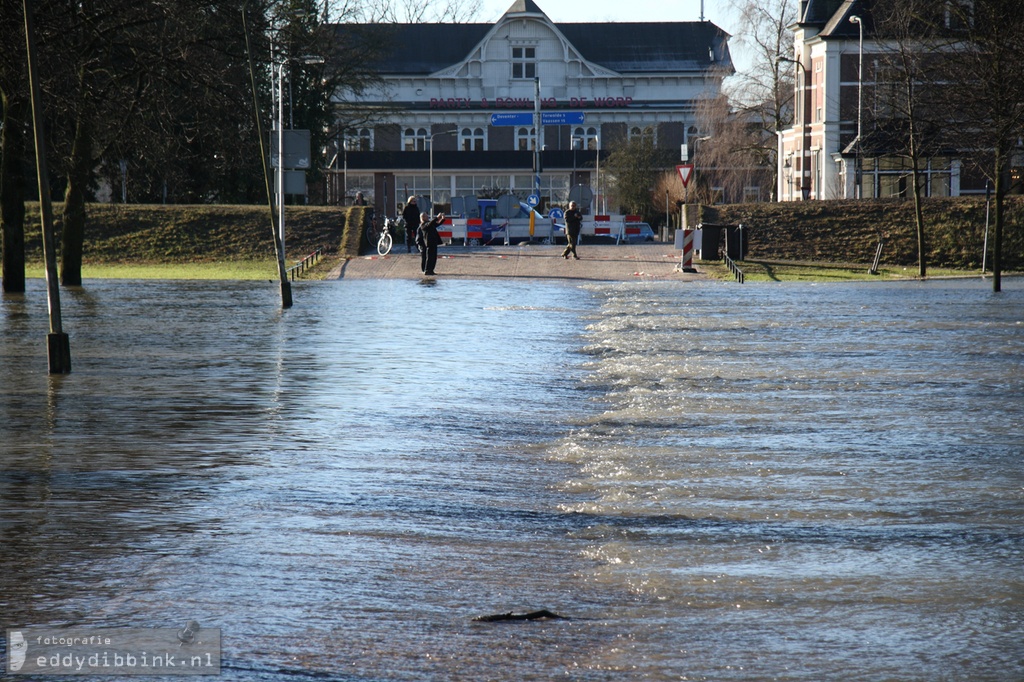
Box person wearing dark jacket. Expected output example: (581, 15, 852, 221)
(417, 212, 445, 275)
(562, 201, 583, 260)
(402, 196, 421, 252)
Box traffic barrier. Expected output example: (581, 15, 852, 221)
(438, 217, 457, 241)
(676, 229, 697, 273)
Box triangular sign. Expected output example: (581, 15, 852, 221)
(676, 164, 694, 188)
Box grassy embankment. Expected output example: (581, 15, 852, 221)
(16, 203, 366, 281)
(7, 197, 1021, 281)
(697, 197, 1022, 281)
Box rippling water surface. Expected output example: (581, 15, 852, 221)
(2, 277, 1022, 680)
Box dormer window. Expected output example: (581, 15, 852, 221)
(512, 46, 536, 79)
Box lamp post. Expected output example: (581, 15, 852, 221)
(429, 128, 457, 207)
(570, 135, 581, 205)
(776, 55, 810, 200)
(850, 15, 864, 199)
(277, 55, 323, 264)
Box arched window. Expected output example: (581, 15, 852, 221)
(572, 126, 599, 150)
(344, 128, 372, 151)
(516, 127, 536, 151)
(403, 127, 428, 151)
(629, 125, 656, 143)
(461, 127, 485, 151)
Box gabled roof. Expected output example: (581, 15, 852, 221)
(819, 0, 873, 38)
(348, 20, 731, 76)
(502, 0, 549, 17)
(799, 0, 847, 25)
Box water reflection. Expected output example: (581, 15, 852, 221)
(2, 277, 1022, 680)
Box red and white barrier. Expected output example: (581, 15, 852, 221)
(677, 229, 697, 273)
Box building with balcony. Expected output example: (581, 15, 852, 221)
(328, 0, 734, 215)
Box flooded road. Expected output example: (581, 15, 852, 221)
(2, 277, 1022, 680)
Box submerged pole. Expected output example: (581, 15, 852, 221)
(23, 0, 70, 374)
(242, 6, 292, 309)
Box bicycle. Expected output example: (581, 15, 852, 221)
(376, 217, 403, 256)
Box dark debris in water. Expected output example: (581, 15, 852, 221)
(472, 609, 568, 622)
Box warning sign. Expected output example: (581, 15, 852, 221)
(676, 164, 694, 188)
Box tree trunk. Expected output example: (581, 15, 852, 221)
(1, 94, 27, 293)
(60, 111, 92, 287)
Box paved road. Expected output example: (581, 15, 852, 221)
(328, 242, 704, 282)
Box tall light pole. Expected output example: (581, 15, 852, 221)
(776, 55, 810, 200)
(850, 15, 864, 199)
(429, 129, 457, 207)
(277, 56, 324, 265)
(570, 136, 581, 204)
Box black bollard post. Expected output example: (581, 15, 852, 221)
(24, 0, 71, 374)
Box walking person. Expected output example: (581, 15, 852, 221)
(402, 196, 420, 253)
(417, 211, 445, 276)
(562, 201, 583, 260)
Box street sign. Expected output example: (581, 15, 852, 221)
(490, 112, 534, 126)
(676, 164, 694, 188)
(527, 193, 540, 207)
(270, 129, 311, 169)
(541, 111, 584, 125)
(548, 207, 564, 220)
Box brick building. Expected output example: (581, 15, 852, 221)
(778, 0, 994, 202)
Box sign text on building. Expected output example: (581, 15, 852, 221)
(432, 96, 633, 110)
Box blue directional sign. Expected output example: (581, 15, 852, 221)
(490, 111, 586, 126)
(541, 111, 585, 125)
(548, 207, 564, 220)
(527, 194, 540, 207)
(490, 112, 534, 126)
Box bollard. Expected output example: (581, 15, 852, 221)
(677, 229, 698, 273)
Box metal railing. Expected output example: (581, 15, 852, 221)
(287, 248, 323, 280)
(723, 254, 745, 283)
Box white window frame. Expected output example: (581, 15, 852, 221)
(403, 127, 428, 152)
(516, 126, 536, 151)
(511, 46, 537, 80)
(460, 127, 486, 151)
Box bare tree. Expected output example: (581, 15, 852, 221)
(872, 1, 955, 278)
(693, 92, 777, 204)
(726, 0, 798, 199)
(941, 0, 1024, 292)
(342, 0, 482, 24)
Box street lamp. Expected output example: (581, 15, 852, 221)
(570, 135, 582, 204)
(277, 55, 324, 263)
(428, 128, 457, 207)
(850, 15, 864, 199)
(776, 55, 810, 200)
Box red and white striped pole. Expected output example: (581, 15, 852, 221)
(677, 229, 697, 273)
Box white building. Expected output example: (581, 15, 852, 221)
(330, 0, 734, 215)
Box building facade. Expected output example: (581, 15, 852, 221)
(777, 0, 992, 202)
(329, 0, 733, 215)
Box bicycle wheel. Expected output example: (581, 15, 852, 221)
(377, 231, 393, 256)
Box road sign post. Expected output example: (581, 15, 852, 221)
(677, 164, 694, 204)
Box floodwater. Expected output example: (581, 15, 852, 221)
(1, 276, 1022, 681)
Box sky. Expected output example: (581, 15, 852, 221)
(475, 0, 753, 73)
